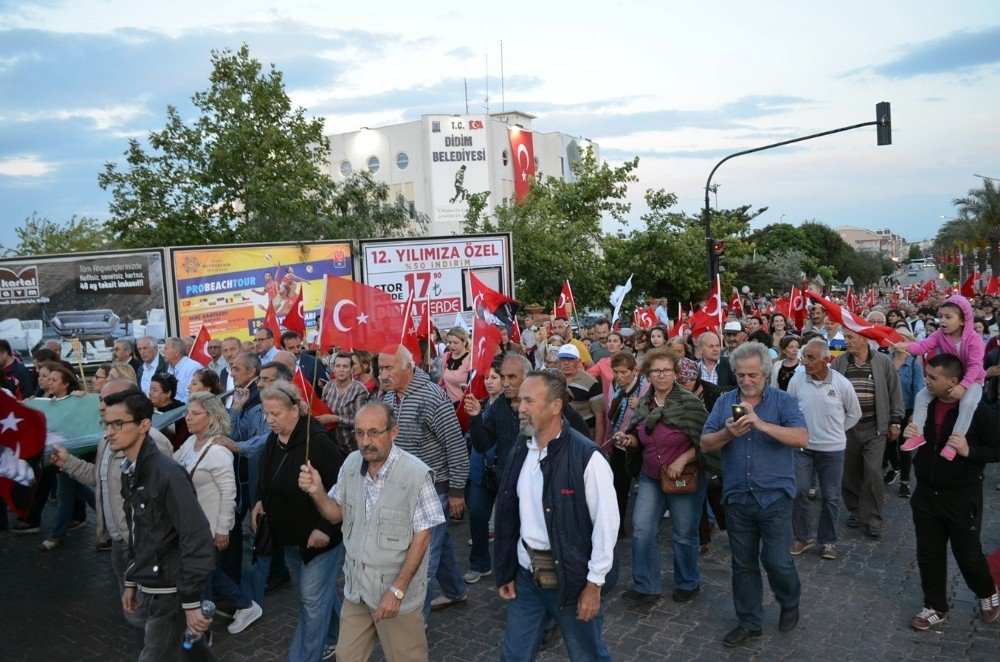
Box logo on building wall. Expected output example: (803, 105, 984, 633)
(0, 266, 40, 301)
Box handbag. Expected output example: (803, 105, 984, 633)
(483, 455, 500, 492)
(660, 461, 699, 494)
(252, 449, 290, 561)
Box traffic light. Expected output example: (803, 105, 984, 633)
(708, 237, 726, 277)
(876, 101, 891, 146)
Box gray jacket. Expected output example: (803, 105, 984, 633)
(61, 428, 173, 545)
(831, 347, 904, 436)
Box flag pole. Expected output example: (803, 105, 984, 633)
(307, 279, 326, 465)
(71, 336, 86, 387)
(424, 299, 433, 368)
(566, 280, 581, 332)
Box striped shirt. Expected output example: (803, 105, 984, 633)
(380, 368, 469, 495)
(844, 358, 876, 419)
(321, 379, 370, 454)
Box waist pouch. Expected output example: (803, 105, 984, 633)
(523, 541, 558, 589)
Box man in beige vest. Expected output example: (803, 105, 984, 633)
(299, 401, 444, 661)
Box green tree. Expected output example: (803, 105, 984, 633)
(99, 45, 414, 248)
(1, 213, 110, 257)
(464, 150, 637, 310)
(908, 244, 924, 261)
(953, 180, 1000, 275)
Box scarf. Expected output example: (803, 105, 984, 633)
(608, 374, 646, 432)
(628, 384, 707, 447)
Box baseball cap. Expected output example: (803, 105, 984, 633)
(723, 321, 744, 334)
(557, 344, 580, 360)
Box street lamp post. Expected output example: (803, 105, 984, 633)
(702, 102, 892, 287)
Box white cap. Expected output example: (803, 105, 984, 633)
(556, 344, 580, 360)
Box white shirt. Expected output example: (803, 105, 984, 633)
(787, 368, 861, 452)
(259, 346, 279, 364)
(140, 358, 158, 394)
(169, 355, 203, 403)
(207, 357, 227, 376)
(516, 435, 618, 585)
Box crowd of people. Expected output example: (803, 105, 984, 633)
(1, 285, 1000, 660)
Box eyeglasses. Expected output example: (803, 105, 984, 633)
(353, 427, 390, 440)
(101, 418, 137, 431)
(648, 368, 675, 377)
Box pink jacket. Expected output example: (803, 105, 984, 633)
(907, 295, 985, 388)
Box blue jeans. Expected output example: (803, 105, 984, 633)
(793, 449, 844, 545)
(204, 548, 252, 611)
(468, 482, 497, 573)
(726, 496, 801, 631)
(324, 544, 345, 648)
(631, 472, 705, 594)
(244, 545, 339, 661)
(422, 493, 468, 622)
(52, 471, 95, 540)
(501, 566, 611, 662)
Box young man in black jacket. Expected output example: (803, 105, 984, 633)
(108, 390, 216, 659)
(905, 353, 1000, 631)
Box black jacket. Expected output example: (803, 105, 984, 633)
(122, 435, 215, 609)
(257, 417, 345, 563)
(716, 356, 737, 392)
(914, 399, 1000, 491)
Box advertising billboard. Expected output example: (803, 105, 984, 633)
(358, 234, 513, 330)
(0, 250, 168, 364)
(425, 114, 490, 224)
(171, 242, 352, 342)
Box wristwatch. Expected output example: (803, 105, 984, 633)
(389, 585, 405, 600)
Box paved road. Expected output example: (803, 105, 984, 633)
(3, 467, 1000, 661)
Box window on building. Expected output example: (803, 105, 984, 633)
(367, 156, 380, 174)
(396, 152, 409, 170)
(534, 156, 539, 171)
(502, 149, 509, 166)
(340, 160, 352, 177)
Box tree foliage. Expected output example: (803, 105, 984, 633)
(98, 44, 413, 249)
(1, 213, 111, 257)
(950, 180, 1000, 274)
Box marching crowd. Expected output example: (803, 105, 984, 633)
(2, 285, 1000, 661)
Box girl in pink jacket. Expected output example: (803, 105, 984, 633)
(898, 295, 985, 459)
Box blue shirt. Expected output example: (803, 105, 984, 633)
(703, 385, 807, 508)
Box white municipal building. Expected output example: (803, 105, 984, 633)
(327, 110, 600, 236)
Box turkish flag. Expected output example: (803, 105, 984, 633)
(961, 273, 979, 298)
(263, 299, 283, 344)
(984, 275, 1000, 296)
(865, 288, 877, 309)
(774, 297, 791, 317)
(319, 276, 405, 353)
(846, 287, 856, 314)
(806, 292, 904, 348)
(0, 391, 46, 518)
(508, 126, 536, 202)
(282, 287, 306, 336)
(689, 276, 724, 339)
(554, 281, 575, 319)
(189, 324, 213, 367)
(400, 291, 423, 361)
(470, 273, 519, 329)
(292, 368, 334, 424)
(633, 306, 657, 329)
(455, 374, 488, 433)
(472, 316, 503, 376)
(790, 282, 808, 331)
(729, 291, 744, 317)
(510, 316, 522, 344)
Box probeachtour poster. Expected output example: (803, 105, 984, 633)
(171, 243, 352, 342)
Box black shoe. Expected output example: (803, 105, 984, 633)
(672, 586, 701, 603)
(883, 468, 900, 485)
(779, 605, 799, 632)
(95, 540, 112, 552)
(540, 622, 561, 652)
(622, 589, 661, 603)
(899, 482, 911, 499)
(265, 575, 290, 594)
(723, 626, 762, 647)
(865, 523, 882, 539)
(845, 513, 861, 528)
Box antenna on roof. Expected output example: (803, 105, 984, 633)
(484, 49, 490, 115)
(500, 39, 505, 113)
(464, 78, 469, 114)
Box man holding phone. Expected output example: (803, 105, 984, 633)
(701, 342, 809, 647)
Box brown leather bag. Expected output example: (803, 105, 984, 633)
(660, 461, 699, 494)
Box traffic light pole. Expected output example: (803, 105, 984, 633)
(703, 102, 891, 287)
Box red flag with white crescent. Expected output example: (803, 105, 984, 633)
(292, 368, 334, 425)
(554, 281, 575, 319)
(263, 299, 283, 344)
(0, 391, 46, 518)
(470, 273, 519, 329)
(282, 287, 306, 336)
(790, 281, 808, 331)
(508, 126, 536, 202)
(846, 287, 856, 314)
(985, 275, 1000, 296)
(634, 306, 657, 329)
(472, 316, 503, 376)
(319, 276, 405, 353)
(729, 290, 744, 317)
(190, 324, 213, 367)
(400, 290, 423, 361)
(806, 292, 904, 347)
(961, 272, 979, 298)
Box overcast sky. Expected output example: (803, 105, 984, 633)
(1, 0, 997, 252)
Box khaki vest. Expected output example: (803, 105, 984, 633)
(340, 447, 433, 614)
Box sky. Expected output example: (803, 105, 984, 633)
(1, 0, 998, 253)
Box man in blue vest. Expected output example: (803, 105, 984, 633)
(493, 370, 618, 661)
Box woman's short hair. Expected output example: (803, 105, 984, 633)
(779, 334, 801, 351)
(609, 351, 637, 370)
(260, 381, 309, 417)
(642, 347, 679, 373)
(446, 326, 470, 349)
(109, 362, 138, 384)
(151, 372, 178, 399)
(47, 363, 81, 393)
(187, 391, 231, 438)
(192, 368, 223, 395)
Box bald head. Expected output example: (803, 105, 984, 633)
(100, 378, 141, 416)
(274, 350, 297, 374)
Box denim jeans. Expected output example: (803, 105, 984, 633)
(726, 496, 801, 631)
(631, 472, 705, 594)
(52, 471, 95, 540)
(111, 538, 147, 629)
(422, 493, 468, 622)
(793, 449, 844, 545)
(468, 482, 497, 573)
(204, 548, 252, 611)
(501, 566, 611, 662)
(323, 543, 345, 648)
(244, 545, 339, 660)
(136, 592, 188, 662)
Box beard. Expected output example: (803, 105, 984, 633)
(519, 413, 537, 437)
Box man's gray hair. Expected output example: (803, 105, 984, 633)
(730, 341, 773, 375)
(396, 345, 415, 370)
(234, 352, 262, 375)
(165, 337, 188, 356)
(358, 401, 397, 430)
(695, 332, 720, 348)
(261, 361, 294, 382)
(502, 352, 532, 375)
(803, 337, 831, 358)
(114, 338, 135, 352)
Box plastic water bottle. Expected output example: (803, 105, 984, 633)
(182, 600, 215, 650)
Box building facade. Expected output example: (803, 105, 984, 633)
(835, 225, 909, 262)
(327, 111, 598, 236)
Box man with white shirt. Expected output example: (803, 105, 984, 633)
(162, 337, 202, 403)
(787, 338, 861, 561)
(219, 337, 241, 400)
(135, 336, 166, 396)
(205, 338, 226, 376)
(493, 370, 618, 661)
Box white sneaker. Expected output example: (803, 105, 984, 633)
(463, 569, 491, 584)
(322, 644, 337, 660)
(227, 601, 263, 634)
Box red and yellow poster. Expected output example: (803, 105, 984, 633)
(171, 243, 352, 341)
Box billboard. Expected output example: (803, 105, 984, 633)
(425, 115, 490, 223)
(0, 250, 168, 364)
(359, 234, 513, 330)
(171, 242, 352, 342)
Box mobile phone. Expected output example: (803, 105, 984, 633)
(732, 404, 747, 421)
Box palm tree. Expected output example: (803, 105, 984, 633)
(953, 180, 1000, 275)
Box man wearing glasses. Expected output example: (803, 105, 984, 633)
(254, 327, 279, 363)
(299, 401, 444, 659)
(701, 341, 809, 647)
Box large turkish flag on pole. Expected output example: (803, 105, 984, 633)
(508, 126, 536, 202)
(319, 277, 405, 353)
(189, 324, 213, 367)
(806, 292, 904, 348)
(282, 287, 306, 336)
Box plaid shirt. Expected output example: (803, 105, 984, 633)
(321, 379, 370, 453)
(328, 445, 444, 532)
